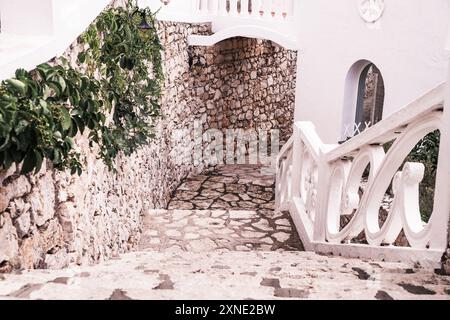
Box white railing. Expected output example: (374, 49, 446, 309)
(141, 0, 299, 49)
(191, 0, 295, 20)
(144, 0, 297, 23)
(276, 79, 450, 267)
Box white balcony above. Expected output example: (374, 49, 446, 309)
(140, 0, 300, 50)
(0, 0, 111, 80)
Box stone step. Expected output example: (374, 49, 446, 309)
(1, 250, 448, 300)
(139, 209, 303, 253)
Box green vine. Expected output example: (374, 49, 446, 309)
(0, 1, 163, 175)
(79, 1, 164, 167)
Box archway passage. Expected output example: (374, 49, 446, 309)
(355, 63, 385, 133)
(188, 25, 300, 51)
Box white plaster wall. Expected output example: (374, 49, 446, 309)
(294, 0, 450, 143)
(0, 0, 54, 35)
(0, 0, 111, 80)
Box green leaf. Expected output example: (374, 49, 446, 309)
(48, 81, 63, 98)
(80, 77, 89, 91)
(0, 134, 10, 152)
(60, 107, 72, 131)
(5, 79, 27, 96)
(53, 148, 61, 164)
(15, 119, 30, 135)
(21, 151, 37, 174)
(42, 84, 52, 99)
(73, 117, 85, 134)
(15, 68, 29, 78)
(34, 151, 43, 173)
(57, 76, 67, 93)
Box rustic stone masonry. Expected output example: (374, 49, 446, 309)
(0, 20, 297, 272)
(189, 36, 297, 143)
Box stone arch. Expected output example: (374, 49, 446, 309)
(188, 25, 299, 51)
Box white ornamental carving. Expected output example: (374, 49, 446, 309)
(359, 0, 385, 23)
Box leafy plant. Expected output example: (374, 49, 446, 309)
(407, 130, 440, 222)
(0, 61, 104, 175)
(0, 1, 163, 175)
(79, 1, 164, 168)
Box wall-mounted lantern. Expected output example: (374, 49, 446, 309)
(132, 9, 152, 31)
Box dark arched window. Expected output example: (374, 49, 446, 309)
(354, 63, 385, 133)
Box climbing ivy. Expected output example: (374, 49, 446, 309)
(0, 1, 163, 175)
(79, 1, 164, 168)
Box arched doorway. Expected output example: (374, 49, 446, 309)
(341, 61, 385, 141)
(354, 63, 385, 133)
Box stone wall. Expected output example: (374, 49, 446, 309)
(444, 223, 450, 274)
(189, 37, 297, 143)
(0, 21, 297, 272)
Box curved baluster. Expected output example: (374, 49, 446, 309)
(191, 0, 201, 13)
(241, 0, 250, 16)
(277, 149, 293, 209)
(284, 0, 294, 18)
(267, 0, 275, 18)
(229, 0, 239, 16)
(200, 0, 209, 14)
(218, 0, 228, 15)
(250, 0, 260, 17)
(362, 114, 442, 247)
(299, 148, 319, 222)
(400, 163, 433, 248)
(259, 0, 269, 17)
(272, 0, 283, 19)
(209, 0, 219, 15)
(326, 146, 385, 243)
(275, 138, 294, 210)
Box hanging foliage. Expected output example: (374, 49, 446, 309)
(0, 1, 163, 175)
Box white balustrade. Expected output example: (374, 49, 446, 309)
(159, 0, 295, 20)
(191, 0, 199, 12)
(250, 0, 261, 17)
(218, 0, 228, 15)
(209, 0, 219, 15)
(200, 0, 209, 14)
(276, 80, 450, 267)
(262, 0, 273, 18)
(275, 138, 293, 211)
(229, 0, 238, 16)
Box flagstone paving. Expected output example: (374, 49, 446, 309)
(138, 165, 303, 253)
(1, 164, 449, 300)
(1, 251, 449, 300)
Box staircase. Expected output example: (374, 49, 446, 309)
(1, 164, 448, 300)
(276, 79, 450, 270)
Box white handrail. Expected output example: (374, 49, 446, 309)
(157, 0, 296, 20)
(276, 81, 449, 267)
(327, 83, 446, 162)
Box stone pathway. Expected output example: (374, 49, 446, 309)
(139, 165, 303, 253)
(168, 165, 276, 211)
(1, 251, 449, 300)
(0, 164, 449, 300)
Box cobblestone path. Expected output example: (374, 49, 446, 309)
(139, 165, 303, 253)
(1, 165, 449, 300)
